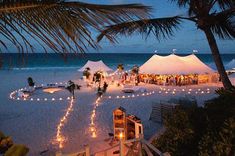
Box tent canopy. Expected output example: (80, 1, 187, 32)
(140, 54, 214, 75)
(226, 59, 235, 69)
(78, 60, 112, 73)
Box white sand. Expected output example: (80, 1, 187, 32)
(0, 69, 226, 155)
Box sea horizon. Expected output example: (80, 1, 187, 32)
(0, 53, 235, 71)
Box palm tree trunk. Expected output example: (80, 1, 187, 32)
(203, 28, 233, 90)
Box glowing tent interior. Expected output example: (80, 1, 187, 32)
(139, 54, 218, 85)
(78, 60, 113, 73)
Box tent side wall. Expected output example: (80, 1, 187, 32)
(198, 73, 219, 84)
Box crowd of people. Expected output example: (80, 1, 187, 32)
(140, 74, 199, 86)
(119, 72, 140, 85)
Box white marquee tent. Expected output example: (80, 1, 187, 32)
(78, 60, 113, 73)
(226, 59, 235, 69)
(140, 54, 214, 75)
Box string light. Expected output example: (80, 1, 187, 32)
(89, 97, 102, 138)
(56, 97, 74, 149)
(105, 87, 216, 100)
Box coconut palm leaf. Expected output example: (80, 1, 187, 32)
(170, 0, 190, 7)
(97, 16, 182, 42)
(216, 0, 235, 10)
(210, 11, 235, 39)
(0, 1, 150, 53)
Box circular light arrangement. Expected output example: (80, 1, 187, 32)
(9, 82, 70, 102)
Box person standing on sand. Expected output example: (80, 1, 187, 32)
(67, 80, 76, 99)
(103, 82, 108, 93)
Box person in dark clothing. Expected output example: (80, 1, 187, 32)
(67, 80, 76, 99)
(97, 85, 103, 97)
(103, 82, 108, 93)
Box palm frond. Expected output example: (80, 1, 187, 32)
(0, 1, 151, 54)
(97, 16, 182, 43)
(210, 11, 235, 39)
(170, 0, 190, 7)
(216, 0, 235, 10)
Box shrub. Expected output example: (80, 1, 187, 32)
(152, 88, 235, 156)
(0, 131, 28, 156)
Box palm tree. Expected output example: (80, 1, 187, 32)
(117, 64, 124, 72)
(0, 1, 150, 54)
(98, 0, 235, 90)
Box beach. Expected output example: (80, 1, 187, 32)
(0, 68, 231, 155)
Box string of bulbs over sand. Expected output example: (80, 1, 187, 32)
(105, 88, 211, 100)
(55, 97, 74, 149)
(89, 96, 102, 138)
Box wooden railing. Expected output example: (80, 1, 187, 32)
(55, 134, 169, 156)
(55, 145, 90, 156)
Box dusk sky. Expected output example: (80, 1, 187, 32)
(2, 0, 235, 54)
(83, 0, 235, 54)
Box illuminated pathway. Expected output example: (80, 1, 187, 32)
(89, 96, 102, 138)
(56, 97, 74, 149)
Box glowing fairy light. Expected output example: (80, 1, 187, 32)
(56, 97, 74, 149)
(52, 98, 55, 101)
(37, 98, 40, 101)
(89, 97, 102, 138)
(108, 96, 111, 99)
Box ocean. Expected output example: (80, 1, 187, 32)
(0, 53, 235, 70)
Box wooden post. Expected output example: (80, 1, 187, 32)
(120, 138, 124, 156)
(139, 142, 143, 156)
(139, 133, 143, 156)
(55, 151, 62, 156)
(104, 150, 107, 156)
(85, 145, 90, 156)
